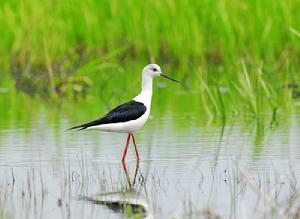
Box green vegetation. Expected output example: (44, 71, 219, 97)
(0, 0, 300, 116)
(1, 2, 300, 218)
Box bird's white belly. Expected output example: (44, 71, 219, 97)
(87, 110, 150, 133)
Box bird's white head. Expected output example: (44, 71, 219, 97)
(142, 64, 180, 83)
(136, 64, 180, 104)
(143, 64, 162, 77)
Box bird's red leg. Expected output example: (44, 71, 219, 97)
(122, 134, 131, 163)
(131, 134, 140, 161)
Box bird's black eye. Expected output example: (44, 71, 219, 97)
(152, 68, 157, 72)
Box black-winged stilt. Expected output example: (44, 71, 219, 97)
(68, 64, 180, 162)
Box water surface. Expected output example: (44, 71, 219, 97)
(0, 91, 300, 218)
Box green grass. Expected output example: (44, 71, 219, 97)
(0, 0, 300, 116)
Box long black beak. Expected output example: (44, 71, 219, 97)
(160, 73, 180, 83)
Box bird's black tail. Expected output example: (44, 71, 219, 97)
(65, 124, 87, 132)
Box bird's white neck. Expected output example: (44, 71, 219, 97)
(141, 73, 153, 92)
(133, 74, 153, 107)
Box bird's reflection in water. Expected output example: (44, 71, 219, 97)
(83, 160, 152, 218)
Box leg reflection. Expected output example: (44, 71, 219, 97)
(122, 159, 140, 189)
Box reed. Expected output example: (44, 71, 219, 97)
(0, 0, 299, 115)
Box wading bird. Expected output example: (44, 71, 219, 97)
(68, 64, 180, 162)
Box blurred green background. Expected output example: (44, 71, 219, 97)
(0, 0, 300, 116)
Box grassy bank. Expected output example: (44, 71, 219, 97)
(1, 0, 300, 69)
(0, 0, 300, 115)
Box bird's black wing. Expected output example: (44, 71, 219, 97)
(67, 100, 147, 131)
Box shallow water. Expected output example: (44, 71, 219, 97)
(0, 92, 300, 218)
